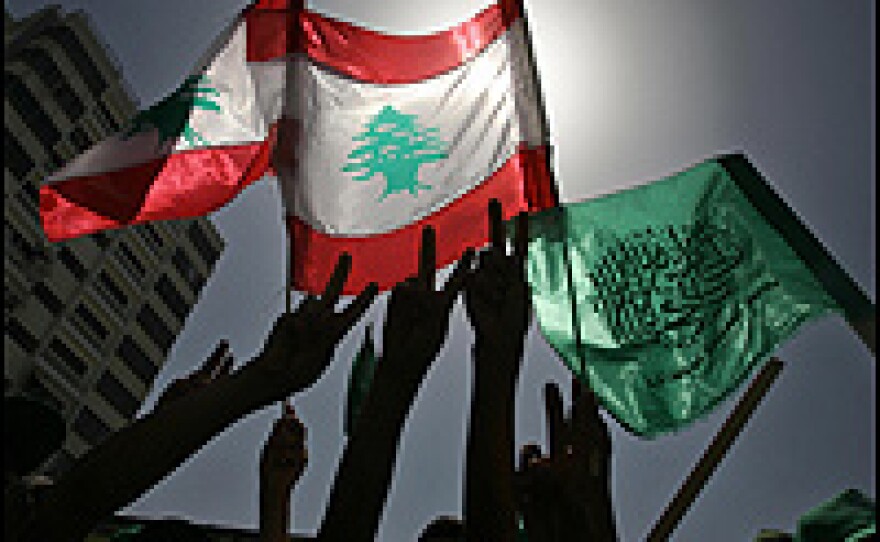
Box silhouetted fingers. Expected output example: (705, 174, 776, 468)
(514, 211, 529, 263)
(195, 340, 229, 378)
(571, 382, 608, 451)
(216, 349, 234, 377)
(320, 253, 352, 309)
(488, 199, 505, 251)
(544, 382, 565, 458)
(519, 443, 544, 472)
(418, 227, 437, 290)
(443, 248, 475, 303)
(283, 402, 306, 440)
(340, 281, 379, 327)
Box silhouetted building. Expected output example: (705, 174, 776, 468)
(5, 6, 225, 478)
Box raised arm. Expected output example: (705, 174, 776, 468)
(153, 339, 233, 411)
(516, 378, 618, 542)
(463, 202, 531, 542)
(260, 403, 308, 542)
(318, 227, 473, 542)
(18, 254, 378, 542)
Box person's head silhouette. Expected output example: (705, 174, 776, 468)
(418, 516, 466, 542)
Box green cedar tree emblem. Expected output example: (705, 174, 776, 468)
(124, 75, 221, 148)
(342, 105, 448, 201)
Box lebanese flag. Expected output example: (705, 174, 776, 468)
(40, 3, 277, 242)
(40, 0, 556, 293)
(277, 0, 555, 293)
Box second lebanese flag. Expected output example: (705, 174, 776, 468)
(278, 0, 556, 293)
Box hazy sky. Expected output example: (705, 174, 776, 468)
(6, 1, 875, 540)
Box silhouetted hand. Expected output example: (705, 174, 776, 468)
(259, 403, 307, 542)
(516, 377, 616, 542)
(245, 254, 379, 400)
(318, 230, 473, 542)
(462, 202, 531, 542)
(154, 340, 232, 411)
(261, 402, 308, 497)
(465, 200, 531, 368)
(382, 227, 474, 384)
(19, 260, 374, 542)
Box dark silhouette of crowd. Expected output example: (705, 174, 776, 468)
(5, 200, 618, 542)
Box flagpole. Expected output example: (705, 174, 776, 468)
(283, 0, 304, 315)
(719, 155, 876, 357)
(514, 0, 589, 376)
(286, 230, 292, 313)
(646, 357, 785, 542)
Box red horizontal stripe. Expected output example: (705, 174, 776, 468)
(246, 0, 521, 84)
(40, 140, 271, 242)
(251, 0, 297, 9)
(246, 2, 296, 64)
(288, 144, 554, 294)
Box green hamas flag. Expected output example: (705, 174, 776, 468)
(525, 154, 873, 437)
(794, 489, 876, 542)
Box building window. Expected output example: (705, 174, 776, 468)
(43, 25, 107, 96)
(19, 47, 85, 120)
(6, 221, 33, 257)
(46, 450, 75, 478)
(96, 272, 127, 310)
(171, 248, 203, 291)
(18, 181, 41, 220)
(73, 304, 107, 341)
(48, 338, 87, 375)
(93, 232, 111, 249)
(6, 285, 25, 311)
(33, 282, 63, 315)
(137, 225, 164, 253)
(57, 246, 87, 280)
(117, 336, 158, 382)
(24, 374, 64, 414)
(5, 75, 61, 153)
(16, 190, 40, 221)
(5, 129, 34, 178)
(7, 318, 39, 353)
(6, 223, 36, 262)
(186, 224, 221, 264)
(73, 408, 110, 445)
(96, 101, 120, 133)
(70, 127, 92, 153)
(96, 372, 139, 418)
(136, 306, 174, 351)
(155, 275, 189, 321)
(21, 180, 39, 203)
(116, 243, 145, 279)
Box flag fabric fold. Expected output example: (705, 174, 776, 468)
(524, 154, 866, 437)
(40, 5, 279, 241)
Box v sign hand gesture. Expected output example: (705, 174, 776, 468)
(245, 253, 380, 402)
(466, 200, 532, 373)
(382, 227, 475, 387)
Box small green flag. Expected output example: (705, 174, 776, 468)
(794, 489, 876, 542)
(525, 154, 871, 437)
(344, 329, 379, 437)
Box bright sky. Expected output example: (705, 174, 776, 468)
(6, 1, 875, 540)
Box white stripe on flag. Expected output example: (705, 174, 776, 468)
(278, 19, 546, 236)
